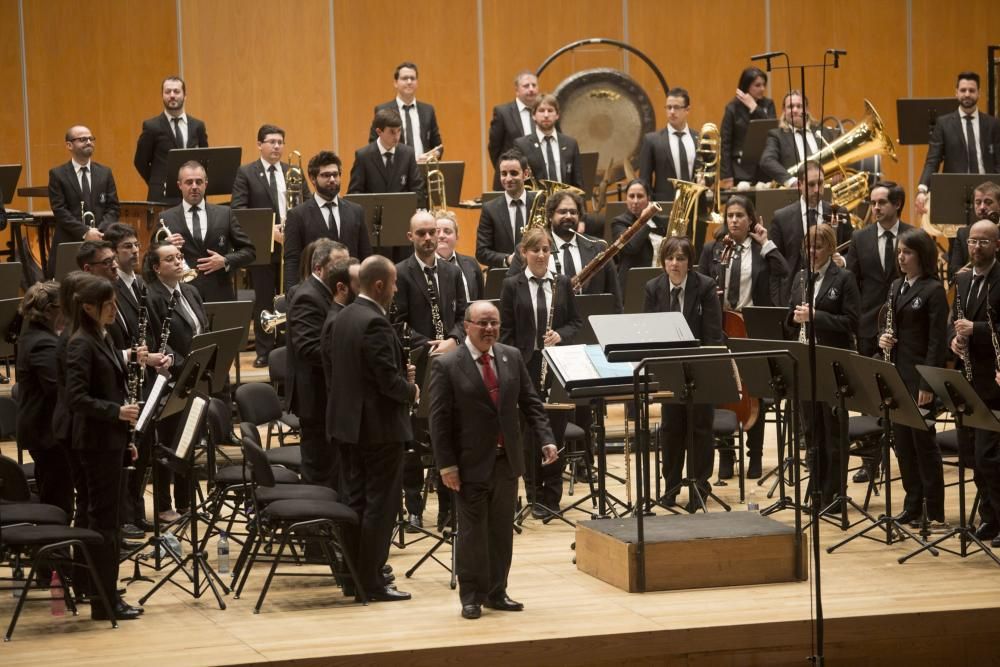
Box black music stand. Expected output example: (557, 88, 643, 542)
(895, 97, 956, 145)
(573, 294, 618, 345)
(741, 306, 788, 340)
(0, 296, 21, 383)
(344, 192, 418, 254)
(754, 189, 800, 226)
(0, 164, 21, 206)
(483, 267, 508, 300)
(930, 173, 992, 231)
(53, 242, 84, 282)
(621, 267, 661, 314)
(233, 208, 277, 266)
(899, 366, 1000, 566)
(422, 161, 464, 206)
(163, 147, 242, 202)
(202, 303, 253, 387)
(827, 355, 936, 553)
(480, 191, 504, 205)
(189, 326, 245, 396)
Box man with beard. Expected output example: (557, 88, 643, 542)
(759, 90, 838, 187)
(487, 71, 539, 190)
(475, 149, 537, 269)
(284, 151, 370, 292)
(947, 180, 1000, 279)
(513, 94, 583, 190)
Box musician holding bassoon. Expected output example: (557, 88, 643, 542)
(877, 228, 948, 529)
(697, 194, 788, 479)
(610, 179, 666, 287)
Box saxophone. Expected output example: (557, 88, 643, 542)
(882, 283, 896, 362)
(955, 285, 973, 381)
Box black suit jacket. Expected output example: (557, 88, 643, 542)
(392, 255, 468, 347)
(499, 272, 582, 360)
(320, 300, 345, 441)
(884, 276, 948, 395)
(65, 329, 129, 452)
(768, 200, 849, 299)
(146, 279, 208, 368)
(611, 211, 666, 284)
(948, 263, 1000, 401)
(513, 133, 583, 189)
(642, 271, 723, 345)
(720, 97, 777, 182)
(15, 322, 60, 452)
(948, 225, 974, 281)
(283, 197, 371, 292)
(475, 191, 537, 268)
(638, 127, 701, 201)
(368, 100, 443, 156)
(488, 101, 531, 189)
(759, 126, 839, 184)
(231, 160, 312, 263)
(919, 110, 1000, 187)
(785, 263, 860, 349)
(328, 297, 416, 445)
(287, 275, 332, 423)
(845, 222, 913, 338)
(156, 203, 256, 302)
(113, 276, 151, 346)
(347, 141, 426, 207)
(48, 161, 120, 270)
(429, 343, 554, 483)
(133, 113, 209, 202)
(697, 238, 789, 308)
(442, 252, 484, 302)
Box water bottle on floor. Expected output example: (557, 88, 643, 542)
(217, 532, 230, 574)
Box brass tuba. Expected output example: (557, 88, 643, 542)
(523, 178, 586, 234)
(662, 122, 721, 242)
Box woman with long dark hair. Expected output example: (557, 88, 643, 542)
(720, 66, 777, 187)
(611, 178, 667, 287)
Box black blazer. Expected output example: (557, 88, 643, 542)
(114, 276, 150, 346)
(919, 110, 1000, 187)
(611, 211, 666, 284)
(768, 200, 850, 298)
(328, 297, 417, 446)
(320, 300, 345, 441)
(638, 127, 701, 201)
(948, 263, 1000, 401)
(392, 255, 468, 347)
(948, 225, 976, 281)
(15, 322, 60, 452)
(156, 203, 256, 303)
(475, 191, 537, 268)
(785, 263, 860, 349)
(758, 125, 839, 184)
(720, 97, 777, 182)
(146, 279, 208, 368)
(231, 160, 312, 263)
(845, 222, 914, 338)
(487, 101, 531, 189)
(65, 329, 129, 452)
(53, 333, 71, 446)
(697, 238, 789, 308)
(347, 141, 426, 208)
(513, 133, 583, 189)
(283, 197, 371, 292)
(133, 113, 209, 202)
(286, 275, 332, 423)
(884, 276, 948, 395)
(47, 161, 120, 270)
(368, 100, 443, 156)
(499, 272, 582, 360)
(429, 343, 554, 483)
(443, 252, 484, 302)
(642, 271, 723, 345)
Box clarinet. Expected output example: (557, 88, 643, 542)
(883, 282, 896, 362)
(159, 291, 178, 354)
(422, 269, 446, 340)
(986, 281, 1000, 374)
(125, 286, 150, 457)
(955, 285, 973, 381)
(401, 322, 418, 417)
(798, 272, 808, 344)
(538, 276, 557, 400)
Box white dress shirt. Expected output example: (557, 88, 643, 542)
(961, 108, 984, 174)
(396, 97, 424, 156)
(549, 233, 583, 277)
(504, 191, 527, 242)
(878, 221, 901, 272)
(164, 111, 188, 146)
(516, 99, 533, 135)
(535, 128, 562, 181)
(182, 200, 205, 240)
(261, 158, 288, 219)
(72, 158, 93, 192)
(525, 268, 554, 350)
(669, 125, 696, 179)
(314, 193, 341, 235)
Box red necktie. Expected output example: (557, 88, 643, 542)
(478, 353, 502, 446)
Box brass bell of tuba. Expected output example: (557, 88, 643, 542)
(523, 178, 586, 234)
(259, 309, 286, 335)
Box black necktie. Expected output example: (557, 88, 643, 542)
(525, 108, 535, 135)
(669, 286, 681, 312)
(172, 117, 184, 147)
(882, 230, 895, 277)
(80, 166, 92, 209)
(968, 274, 985, 315)
(131, 279, 143, 305)
(324, 201, 339, 239)
(544, 136, 557, 181)
(403, 104, 415, 147)
(384, 152, 393, 171)
(174, 289, 196, 332)
(807, 208, 818, 228)
(675, 131, 691, 181)
(511, 199, 524, 245)
(899, 281, 910, 297)
(190, 205, 202, 243)
(727, 244, 743, 308)
(561, 242, 577, 278)
(268, 165, 279, 204)
(965, 115, 979, 174)
(533, 277, 547, 349)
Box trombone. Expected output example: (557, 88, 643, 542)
(259, 150, 304, 336)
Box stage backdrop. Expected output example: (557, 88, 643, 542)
(2, 0, 998, 258)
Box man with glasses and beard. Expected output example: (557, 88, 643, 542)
(947, 180, 1000, 279)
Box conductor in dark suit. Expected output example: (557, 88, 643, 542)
(639, 88, 701, 202)
(48, 125, 120, 275)
(487, 71, 539, 190)
(513, 94, 583, 190)
(719, 67, 777, 187)
(155, 161, 255, 303)
(436, 211, 484, 302)
(349, 108, 426, 208)
(329, 255, 418, 601)
(133, 76, 208, 203)
(430, 300, 557, 620)
(367, 62, 442, 160)
(475, 149, 537, 268)
(284, 150, 370, 292)
(916, 72, 1000, 215)
(759, 91, 837, 186)
(231, 124, 312, 366)
(947, 180, 1000, 280)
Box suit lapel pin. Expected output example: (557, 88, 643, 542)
(218, 235, 225, 248)
(911, 296, 923, 309)
(502, 355, 507, 363)
(99, 193, 106, 203)
(826, 287, 840, 300)
(401, 175, 407, 187)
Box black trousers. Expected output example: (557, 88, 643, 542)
(122, 429, 153, 525)
(28, 445, 75, 518)
(857, 335, 879, 360)
(894, 422, 945, 521)
(456, 454, 517, 606)
(659, 403, 715, 498)
(973, 411, 1000, 526)
(299, 418, 339, 490)
(78, 447, 124, 611)
(525, 352, 567, 509)
(802, 401, 841, 506)
(154, 414, 190, 513)
(342, 440, 404, 593)
(249, 262, 279, 358)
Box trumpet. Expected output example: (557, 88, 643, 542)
(259, 309, 286, 335)
(80, 202, 97, 228)
(153, 218, 198, 282)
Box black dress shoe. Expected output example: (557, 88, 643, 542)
(383, 571, 396, 584)
(382, 564, 393, 575)
(852, 467, 870, 483)
(136, 519, 154, 532)
(747, 457, 762, 479)
(893, 510, 918, 526)
(121, 538, 144, 550)
(366, 586, 411, 602)
(461, 604, 482, 619)
(405, 514, 423, 533)
(991, 535, 1000, 549)
(530, 506, 548, 520)
(976, 522, 1000, 540)
(484, 595, 523, 611)
(252, 356, 268, 368)
(658, 495, 677, 507)
(121, 523, 144, 539)
(92, 601, 142, 621)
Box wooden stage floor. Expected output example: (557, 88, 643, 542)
(2, 361, 1000, 665)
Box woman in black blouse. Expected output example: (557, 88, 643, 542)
(720, 66, 777, 187)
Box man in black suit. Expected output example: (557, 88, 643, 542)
(948, 180, 1000, 279)
(284, 151, 370, 292)
(513, 94, 583, 190)
(367, 61, 443, 161)
(759, 90, 837, 186)
(329, 255, 418, 601)
(950, 221, 1000, 546)
(639, 88, 702, 202)
(487, 71, 539, 190)
(231, 124, 312, 367)
(429, 300, 557, 620)
(475, 149, 537, 268)
(916, 72, 1000, 215)
(436, 210, 484, 302)
(133, 76, 209, 203)
(287, 238, 347, 489)
(350, 108, 426, 208)
(155, 161, 255, 303)
(846, 181, 913, 358)
(47, 125, 120, 276)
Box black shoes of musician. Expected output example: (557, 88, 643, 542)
(462, 604, 482, 619)
(852, 467, 870, 483)
(382, 564, 393, 576)
(893, 510, 920, 527)
(484, 595, 524, 612)
(121, 523, 144, 539)
(436, 511, 452, 532)
(991, 535, 1000, 549)
(747, 457, 762, 480)
(121, 538, 145, 550)
(975, 522, 1000, 540)
(531, 505, 549, 520)
(717, 452, 735, 480)
(253, 356, 268, 368)
(659, 495, 677, 508)
(365, 586, 411, 602)
(158, 509, 181, 523)
(136, 518, 155, 532)
(92, 600, 143, 621)
(405, 514, 423, 533)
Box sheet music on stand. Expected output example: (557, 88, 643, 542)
(174, 394, 208, 462)
(135, 374, 169, 435)
(543, 344, 640, 392)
